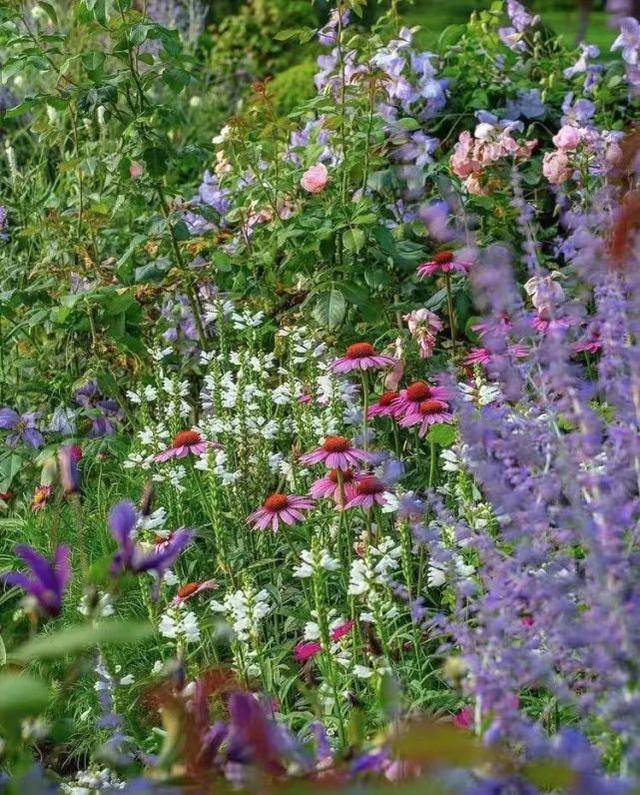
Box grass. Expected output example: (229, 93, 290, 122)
(401, 1, 617, 52)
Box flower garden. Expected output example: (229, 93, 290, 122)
(1, 0, 640, 791)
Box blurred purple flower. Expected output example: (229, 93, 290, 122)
(2, 545, 70, 618)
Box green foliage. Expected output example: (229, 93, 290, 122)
(268, 59, 318, 115)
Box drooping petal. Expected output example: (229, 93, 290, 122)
(0, 408, 18, 430)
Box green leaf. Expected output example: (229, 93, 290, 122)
(0, 673, 49, 719)
(274, 28, 301, 41)
(36, 1, 58, 24)
(0, 635, 6, 667)
(397, 117, 421, 131)
(142, 146, 169, 178)
(343, 228, 365, 253)
(426, 423, 456, 447)
(13, 620, 154, 662)
(312, 289, 346, 330)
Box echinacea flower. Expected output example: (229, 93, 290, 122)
(109, 500, 192, 576)
(2, 544, 70, 618)
(32, 485, 52, 513)
(345, 475, 390, 510)
(300, 436, 369, 471)
(309, 468, 364, 507)
(399, 399, 453, 437)
(247, 493, 315, 532)
(0, 408, 44, 448)
(367, 391, 400, 419)
(155, 430, 212, 462)
(417, 250, 470, 279)
(330, 342, 396, 374)
(172, 579, 218, 605)
(391, 380, 451, 419)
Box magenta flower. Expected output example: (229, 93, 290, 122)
(367, 390, 401, 419)
(391, 381, 451, 419)
(0, 408, 44, 449)
(417, 250, 470, 278)
(2, 544, 71, 618)
(309, 468, 364, 507)
(247, 493, 315, 532)
(344, 475, 389, 510)
(300, 435, 369, 471)
(399, 398, 453, 438)
(330, 342, 396, 374)
(295, 640, 322, 662)
(155, 430, 212, 462)
(464, 348, 492, 366)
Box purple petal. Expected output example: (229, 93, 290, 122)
(22, 428, 44, 449)
(109, 501, 137, 545)
(14, 545, 58, 591)
(0, 408, 18, 430)
(54, 545, 72, 591)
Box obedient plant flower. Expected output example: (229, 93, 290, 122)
(344, 475, 389, 510)
(300, 436, 369, 471)
(109, 501, 192, 576)
(391, 380, 451, 419)
(2, 544, 70, 618)
(294, 620, 354, 663)
(417, 250, 470, 278)
(0, 408, 44, 448)
(154, 430, 211, 462)
(399, 399, 453, 437)
(368, 391, 400, 418)
(330, 342, 396, 374)
(309, 468, 364, 507)
(300, 163, 329, 193)
(247, 493, 315, 532)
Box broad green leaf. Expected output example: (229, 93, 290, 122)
(13, 620, 154, 662)
(312, 290, 346, 330)
(36, 2, 58, 24)
(426, 423, 457, 447)
(343, 228, 365, 253)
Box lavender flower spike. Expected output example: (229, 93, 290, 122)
(2, 545, 71, 618)
(109, 500, 192, 577)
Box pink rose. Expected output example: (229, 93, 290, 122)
(129, 161, 144, 179)
(552, 125, 583, 151)
(542, 150, 571, 185)
(300, 163, 329, 194)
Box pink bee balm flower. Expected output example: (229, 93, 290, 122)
(399, 399, 453, 437)
(300, 435, 369, 471)
(247, 493, 314, 532)
(300, 163, 329, 194)
(392, 380, 451, 419)
(295, 641, 322, 662)
(330, 342, 396, 374)
(417, 250, 470, 278)
(155, 430, 211, 462)
(309, 468, 363, 507)
(368, 390, 400, 419)
(345, 475, 389, 510)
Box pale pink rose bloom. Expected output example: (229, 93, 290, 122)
(543, 150, 571, 184)
(300, 163, 329, 193)
(552, 125, 583, 151)
(129, 162, 144, 179)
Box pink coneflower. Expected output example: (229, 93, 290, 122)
(532, 313, 577, 334)
(399, 399, 453, 437)
(172, 579, 218, 605)
(464, 347, 492, 366)
(309, 468, 363, 507)
(155, 430, 211, 462)
(392, 380, 451, 419)
(345, 475, 389, 510)
(367, 390, 400, 419)
(300, 435, 369, 471)
(247, 493, 314, 532)
(294, 620, 355, 663)
(330, 342, 396, 374)
(417, 250, 470, 278)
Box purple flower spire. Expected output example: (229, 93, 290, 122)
(108, 500, 192, 577)
(2, 545, 71, 618)
(0, 408, 44, 448)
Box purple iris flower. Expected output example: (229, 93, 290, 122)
(0, 408, 44, 448)
(108, 501, 192, 577)
(89, 399, 121, 438)
(2, 545, 71, 618)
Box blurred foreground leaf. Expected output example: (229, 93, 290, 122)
(12, 620, 153, 662)
(391, 721, 497, 768)
(0, 673, 49, 718)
